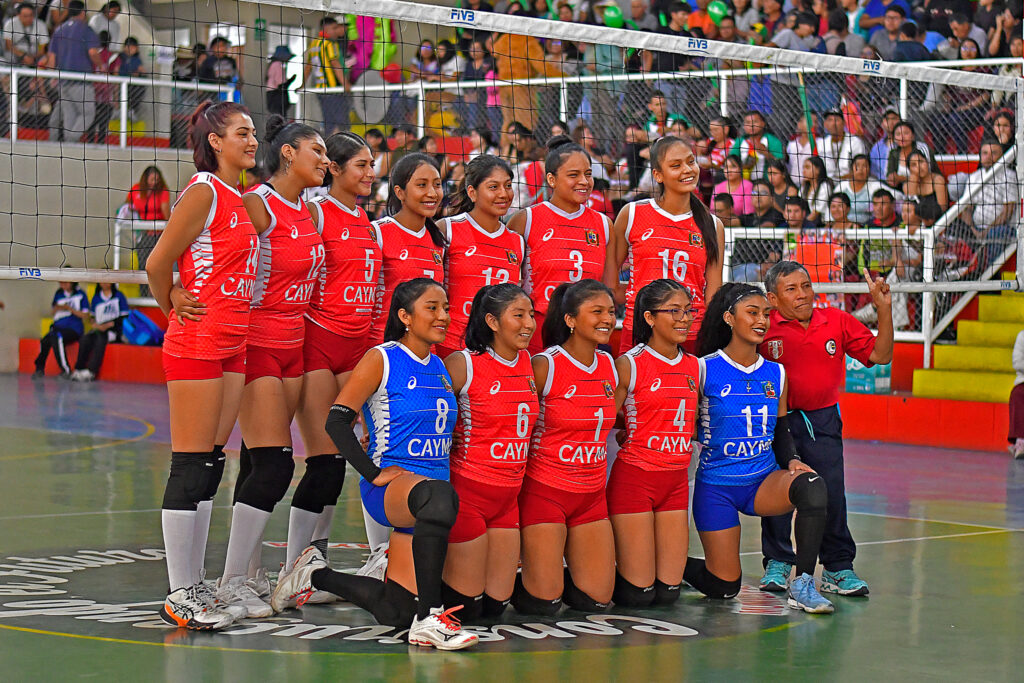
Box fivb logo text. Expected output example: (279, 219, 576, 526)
(687, 38, 708, 52)
(863, 60, 881, 72)
(450, 8, 476, 26)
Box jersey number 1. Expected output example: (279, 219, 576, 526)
(741, 405, 769, 437)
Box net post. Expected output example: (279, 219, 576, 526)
(113, 221, 122, 271)
(119, 80, 128, 148)
(295, 87, 303, 121)
(559, 82, 568, 126)
(922, 229, 935, 369)
(9, 68, 18, 142)
(719, 72, 729, 118)
(898, 79, 908, 120)
(1016, 79, 1024, 290)
(415, 87, 425, 138)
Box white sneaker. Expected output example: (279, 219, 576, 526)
(216, 575, 274, 619)
(159, 585, 235, 630)
(278, 565, 336, 605)
(248, 567, 273, 599)
(195, 570, 246, 620)
(355, 542, 389, 580)
(408, 606, 479, 650)
(270, 546, 327, 613)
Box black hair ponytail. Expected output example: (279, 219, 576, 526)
(447, 154, 514, 216)
(324, 131, 370, 188)
(544, 134, 591, 179)
(632, 278, 689, 347)
(649, 135, 720, 267)
(260, 114, 321, 176)
(541, 279, 614, 349)
(464, 283, 532, 353)
(696, 283, 766, 357)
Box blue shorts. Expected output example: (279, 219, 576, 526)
(359, 478, 414, 535)
(692, 474, 770, 532)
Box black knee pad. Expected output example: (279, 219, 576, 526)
(204, 447, 226, 501)
(236, 446, 295, 513)
(789, 472, 828, 517)
(162, 453, 217, 511)
(511, 574, 562, 616)
(291, 454, 347, 513)
(652, 579, 681, 606)
(441, 582, 483, 621)
(481, 593, 510, 618)
(613, 573, 656, 608)
(233, 441, 251, 505)
(563, 568, 610, 612)
(408, 479, 459, 535)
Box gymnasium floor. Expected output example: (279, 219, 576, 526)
(0, 374, 1021, 681)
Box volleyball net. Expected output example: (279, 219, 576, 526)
(0, 0, 1021, 343)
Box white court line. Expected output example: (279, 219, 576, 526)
(738, 528, 1017, 556)
(848, 510, 1023, 532)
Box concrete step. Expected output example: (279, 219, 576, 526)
(912, 369, 1015, 403)
(932, 345, 1012, 373)
(978, 295, 1024, 323)
(957, 320, 1021, 348)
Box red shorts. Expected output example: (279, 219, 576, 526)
(163, 349, 246, 381)
(448, 469, 521, 543)
(606, 458, 690, 515)
(303, 319, 370, 375)
(245, 344, 304, 384)
(518, 475, 607, 528)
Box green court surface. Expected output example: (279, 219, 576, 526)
(0, 375, 1021, 681)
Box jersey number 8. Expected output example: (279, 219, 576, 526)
(435, 399, 450, 433)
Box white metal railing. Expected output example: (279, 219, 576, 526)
(2, 65, 236, 147)
(113, 218, 166, 270)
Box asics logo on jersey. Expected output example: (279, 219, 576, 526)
(650, 378, 662, 392)
(229, 212, 238, 228)
(564, 385, 577, 399)
(341, 228, 350, 240)
(641, 228, 656, 241)
(489, 381, 501, 395)
(541, 228, 555, 242)
(399, 249, 409, 261)
(720, 384, 732, 397)
(407, 377, 417, 390)
(465, 245, 477, 257)
(290, 226, 299, 239)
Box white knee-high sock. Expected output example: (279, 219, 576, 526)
(190, 500, 214, 585)
(362, 503, 391, 550)
(162, 509, 196, 592)
(285, 507, 320, 572)
(222, 503, 271, 580)
(312, 505, 336, 543)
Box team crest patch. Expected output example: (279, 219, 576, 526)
(506, 250, 520, 265)
(825, 339, 837, 356)
(689, 233, 704, 247)
(585, 230, 599, 246)
(432, 252, 443, 265)
(439, 375, 453, 393)
(528, 379, 538, 394)
(766, 339, 783, 360)
(763, 381, 776, 398)
(602, 381, 614, 398)
(686, 376, 697, 392)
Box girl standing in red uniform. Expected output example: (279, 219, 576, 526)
(437, 155, 524, 358)
(508, 136, 613, 354)
(609, 279, 699, 607)
(607, 136, 725, 355)
(442, 283, 538, 619)
(367, 153, 447, 346)
(285, 132, 381, 578)
(512, 279, 621, 615)
(217, 116, 328, 617)
(146, 100, 259, 630)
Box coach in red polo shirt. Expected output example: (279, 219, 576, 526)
(757, 261, 893, 598)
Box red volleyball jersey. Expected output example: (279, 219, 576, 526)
(621, 199, 709, 347)
(246, 184, 324, 348)
(442, 213, 525, 346)
(618, 344, 700, 471)
(528, 345, 617, 493)
(522, 201, 609, 317)
(306, 195, 381, 337)
(368, 216, 446, 344)
(450, 348, 539, 487)
(164, 172, 259, 360)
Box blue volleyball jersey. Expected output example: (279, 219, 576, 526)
(363, 341, 457, 481)
(51, 287, 89, 334)
(697, 351, 785, 486)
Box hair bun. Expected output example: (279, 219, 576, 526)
(264, 114, 288, 144)
(190, 100, 213, 127)
(545, 134, 573, 151)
